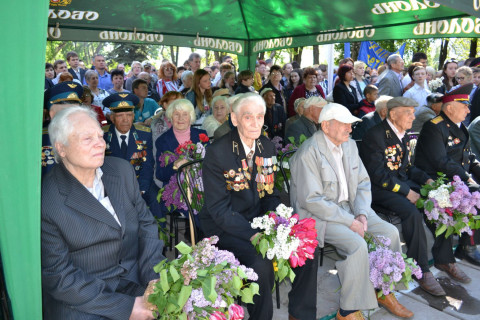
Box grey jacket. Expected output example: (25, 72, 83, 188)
(289, 130, 375, 247)
(377, 69, 403, 97)
(284, 115, 317, 144)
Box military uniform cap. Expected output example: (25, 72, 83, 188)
(103, 92, 139, 112)
(47, 81, 83, 110)
(470, 57, 480, 68)
(386, 97, 418, 110)
(442, 83, 473, 104)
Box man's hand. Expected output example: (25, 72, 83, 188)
(144, 118, 153, 126)
(129, 296, 154, 320)
(173, 158, 188, 170)
(250, 232, 260, 242)
(355, 214, 368, 232)
(350, 219, 365, 238)
(426, 179, 434, 185)
(406, 189, 420, 204)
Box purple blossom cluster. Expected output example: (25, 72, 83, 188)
(158, 151, 179, 167)
(424, 175, 480, 236)
(161, 175, 188, 211)
(369, 247, 406, 295)
(271, 136, 283, 152)
(180, 236, 258, 318)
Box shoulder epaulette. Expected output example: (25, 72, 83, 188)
(102, 124, 111, 133)
(134, 123, 152, 132)
(431, 116, 444, 124)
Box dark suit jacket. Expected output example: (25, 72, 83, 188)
(264, 103, 286, 139)
(351, 111, 382, 140)
(155, 127, 207, 184)
(360, 120, 430, 196)
(470, 87, 480, 123)
(285, 115, 317, 144)
(41, 157, 165, 320)
(333, 82, 359, 113)
(68, 67, 86, 84)
(104, 124, 154, 192)
(200, 128, 280, 241)
(415, 112, 480, 182)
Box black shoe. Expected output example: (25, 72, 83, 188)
(455, 245, 480, 266)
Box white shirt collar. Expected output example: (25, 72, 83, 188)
(115, 128, 130, 146)
(386, 118, 405, 141)
(240, 138, 256, 157)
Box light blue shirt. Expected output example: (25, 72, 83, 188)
(134, 98, 159, 122)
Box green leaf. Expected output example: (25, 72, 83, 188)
(425, 201, 434, 212)
(169, 265, 180, 283)
(232, 275, 242, 291)
(259, 238, 269, 257)
(241, 287, 254, 304)
(177, 285, 192, 309)
(160, 269, 170, 292)
(153, 259, 167, 273)
(237, 267, 247, 279)
(176, 242, 192, 255)
(288, 136, 295, 144)
(178, 313, 188, 320)
(250, 282, 259, 296)
(299, 134, 307, 144)
(435, 224, 447, 237)
(420, 188, 428, 197)
(278, 264, 289, 282)
(288, 268, 296, 282)
(416, 198, 424, 209)
(196, 269, 208, 277)
(476, 220, 480, 229)
(445, 226, 454, 238)
(202, 276, 218, 303)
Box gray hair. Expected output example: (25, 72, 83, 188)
(231, 93, 266, 114)
(303, 96, 327, 109)
(84, 69, 98, 82)
(294, 98, 306, 113)
(386, 54, 401, 68)
(375, 95, 393, 112)
(181, 70, 193, 82)
(165, 99, 196, 123)
(131, 61, 143, 70)
(48, 105, 98, 163)
(211, 96, 229, 111)
(227, 95, 241, 109)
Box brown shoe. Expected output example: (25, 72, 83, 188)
(415, 271, 446, 296)
(377, 293, 414, 318)
(288, 315, 299, 320)
(435, 263, 472, 283)
(336, 310, 365, 320)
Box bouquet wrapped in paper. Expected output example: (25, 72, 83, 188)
(416, 173, 480, 237)
(250, 204, 318, 283)
(365, 233, 422, 298)
(145, 236, 258, 320)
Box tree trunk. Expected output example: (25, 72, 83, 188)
(470, 38, 478, 58)
(258, 52, 265, 61)
(205, 50, 210, 66)
(269, 51, 276, 59)
(439, 39, 449, 69)
(53, 42, 68, 57)
(94, 42, 105, 55)
(351, 42, 360, 61)
(214, 51, 222, 63)
(313, 45, 319, 65)
(293, 47, 303, 66)
(169, 46, 177, 65)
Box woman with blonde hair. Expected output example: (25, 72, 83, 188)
(185, 69, 213, 125)
(156, 61, 179, 98)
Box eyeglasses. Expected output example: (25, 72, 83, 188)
(456, 76, 465, 81)
(271, 72, 281, 76)
(164, 67, 174, 71)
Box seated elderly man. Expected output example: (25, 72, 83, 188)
(200, 93, 319, 320)
(285, 96, 327, 144)
(415, 84, 480, 268)
(360, 97, 446, 296)
(42, 106, 164, 319)
(102, 93, 162, 222)
(290, 103, 412, 320)
(261, 87, 286, 140)
(42, 81, 84, 177)
(351, 95, 391, 140)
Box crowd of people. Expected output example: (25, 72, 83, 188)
(40, 49, 480, 320)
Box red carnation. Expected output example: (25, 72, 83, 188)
(199, 133, 209, 143)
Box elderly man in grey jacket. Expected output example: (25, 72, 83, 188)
(289, 103, 412, 320)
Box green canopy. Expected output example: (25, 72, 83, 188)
(2, 1, 480, 320)
(47, 0, 479, 69)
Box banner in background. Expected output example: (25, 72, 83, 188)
(357, 40, 406, 69)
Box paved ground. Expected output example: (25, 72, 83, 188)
(165, 217, 480, 320)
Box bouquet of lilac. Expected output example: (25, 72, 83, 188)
(145, 236, 258, 320)
(157, 136, 209, 214)
(416, 173, 480, 237)
(365, 233, 422, 298)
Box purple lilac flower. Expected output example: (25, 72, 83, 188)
(271, 136, 283, 152)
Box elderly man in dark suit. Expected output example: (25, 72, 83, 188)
(415, 84, 480, 268)
(102, 93, 162, 222)
(360, 97, 449, 296)
(42, 106, 164, 320)
(200, 93, 319, 320)
(377, 54, 405, 97)
(352, 95, 391, 140)
(285, 96, 326, 144)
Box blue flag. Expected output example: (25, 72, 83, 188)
(357, 41, 406, 69)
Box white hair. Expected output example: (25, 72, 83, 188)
(84, 69, 97, 81)
(165, 99, 196, 123)
(48, 105, 98, 163)
(211, 96, 229, 110)
(131, 61, 143, 70)
(231, 93, 266, 114)
(375, 95, 393, 112)
(181, 70, 193, 82)
(386, 54, 401, 68)
(227, 95, 241, 109)
(303, 96, 327, 109)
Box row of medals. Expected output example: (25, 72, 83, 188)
(223, 156, 278, 196)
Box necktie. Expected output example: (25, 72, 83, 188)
(247, 150, 254, 172)
(120, 135, 127, 158)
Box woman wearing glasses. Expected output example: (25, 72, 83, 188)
(156, 61, 179, 98)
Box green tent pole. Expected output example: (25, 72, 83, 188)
(0, 1, 48, 319)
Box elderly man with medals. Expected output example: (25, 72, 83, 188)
(200, 93, 319, 320)
(415, 83, 480, 270)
